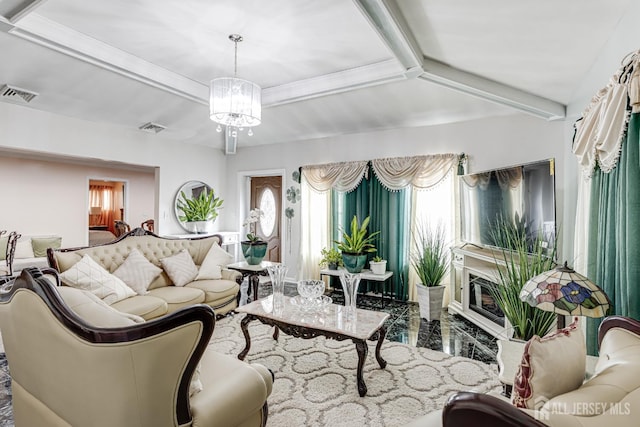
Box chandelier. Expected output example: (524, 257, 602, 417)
(210, 34, 261, 138)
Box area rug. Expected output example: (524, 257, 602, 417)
(212, 314, 501, 427)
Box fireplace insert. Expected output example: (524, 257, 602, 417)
(468, 274, 505, 327)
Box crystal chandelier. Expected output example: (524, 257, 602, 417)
(210, 34, 261, 138)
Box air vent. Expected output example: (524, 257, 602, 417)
(138, 122, 166, 134)
(0, 84, 38, 104)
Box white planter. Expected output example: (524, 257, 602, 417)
(370, 260, 387, 275)
(416, 284, 446, 321)
(186, 220, 213, 234)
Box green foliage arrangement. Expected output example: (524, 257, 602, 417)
(372, 255, 384, 262)
(177, 189, 224, 223)
(335, 215, 379, 255)
(319, 247, 343, 267)
(411, 223, 449, 287)
(490, 218, 557, 341)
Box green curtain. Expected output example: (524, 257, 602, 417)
(332, 170, 410, 300)
(586, 112, 640, 355)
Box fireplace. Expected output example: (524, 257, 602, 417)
(468, 274, 505, 327)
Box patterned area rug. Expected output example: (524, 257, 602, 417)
(213, 314, 501, 427)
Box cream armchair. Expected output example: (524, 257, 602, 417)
(0, 267, 272, 427)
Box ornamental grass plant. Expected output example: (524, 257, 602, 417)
(490, 218, 557, 341)
(411, 222, 449, 287)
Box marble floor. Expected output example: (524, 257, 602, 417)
(0, 281, 498, 426)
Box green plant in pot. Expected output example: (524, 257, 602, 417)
(489, 218, 557, 341)
(177, 188, 224, 234)
(241, 208, 268, 265)
(369, 255, 387, 275)
(319, 247, 342, 270)
(411, 222, 449, 321)
(335, 215, 379, 273)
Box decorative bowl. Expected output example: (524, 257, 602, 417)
(297, 280, 325, 300)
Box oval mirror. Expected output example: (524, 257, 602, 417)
(174, 181, 213, 234)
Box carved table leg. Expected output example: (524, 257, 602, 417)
(273, 326, 279, 341)
(354, 339, 368, 397)
(238, 315, 254, 360)
(375, 325, 387, 369)
(249, 274, 260, 302)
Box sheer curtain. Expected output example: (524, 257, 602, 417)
(89, 184, 121, 234)
(299, 175, 331, 280)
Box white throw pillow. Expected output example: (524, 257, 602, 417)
(512, 317, 586, 409)
(60, 254, 136, 304)
(14, 238, 35, 259)
(160, 249, 198, 287)
(196, 242, 233, 280)
(113, 248, 162, 295)
(58, 286, 145, 327)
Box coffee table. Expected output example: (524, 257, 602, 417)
(235, 295, 390, 397)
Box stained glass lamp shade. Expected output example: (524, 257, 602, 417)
(520, 261, 611, 319)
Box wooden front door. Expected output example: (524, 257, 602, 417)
(250, 176, 282, 262)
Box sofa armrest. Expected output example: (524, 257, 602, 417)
(443, 392, 548, 427)
(222, 268, 243, 284)
(598, 316, 640, 347)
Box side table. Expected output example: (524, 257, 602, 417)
(227, 261, 278, 302)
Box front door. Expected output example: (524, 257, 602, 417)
(250, 176, 282, 262)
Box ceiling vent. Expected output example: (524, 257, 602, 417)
(138, 122, 166, 134)
(0, 84, 38, 104)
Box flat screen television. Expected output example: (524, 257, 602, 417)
(460, 159, 556, 249)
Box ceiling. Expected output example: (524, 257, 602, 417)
(0, 0, 632, 152)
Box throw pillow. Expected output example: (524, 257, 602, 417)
(512, 317, 586, 409)
(196, 242, 233, 280)
(14, 238, 35, 259)
(31, 236, 62, 258)
(160, 249, 198, 287)
(58, 286, 145, 327)
(113, 248, 162, 295)
(60, 254, 136, 305)
(0, 236, 7, 261)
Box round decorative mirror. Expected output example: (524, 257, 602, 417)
(174, 181, 217, 234)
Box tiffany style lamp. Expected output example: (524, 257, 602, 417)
(519, 261, 611, 328)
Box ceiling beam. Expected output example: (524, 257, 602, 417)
(353, 0, 566, 119)
(0, 0, 46, 23)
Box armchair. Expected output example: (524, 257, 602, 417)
(0, 267, 272, 426)
(407, 315, 640, 427)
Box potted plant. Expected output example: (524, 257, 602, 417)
(369, 255, 387, 275)
(335, 215, 379, 273)
(176, 188, 224, 234)
(411, 223, 449, 321)
(241, 208, 268, 265)
(489, 218, 557, 341)
(319, 247, 342, 270)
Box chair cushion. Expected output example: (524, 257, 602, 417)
(109, 295, 168, 320)
(14, 238, 34, 259)
(186, 279, 239, 303)
(196, 243, 233, 280)
(31, 236, 62, 258)
(512, 317, 586, 409)
(160, 249, 198, 287)
(113, 249, 163, 295)
(59, 254, 136, 304)
(0, 236, 7, 261)
(147, 286, 205, 312)
(58, 286, 145, 327)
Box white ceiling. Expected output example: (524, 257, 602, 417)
(0, 0, 632, 152)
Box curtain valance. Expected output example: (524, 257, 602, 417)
(301, 161, 368, 193)
(573, 51, 640, 177)
(371, 154, 457, 191)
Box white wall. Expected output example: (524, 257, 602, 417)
(0, 156, 154, 246)
(225, 113, 566, 279)
(0, 102, 228, 239)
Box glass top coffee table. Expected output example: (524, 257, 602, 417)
(235, 295, 390, 397)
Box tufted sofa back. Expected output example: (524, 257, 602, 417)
(48, 231, 222, 289)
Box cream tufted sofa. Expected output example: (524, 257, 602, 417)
(47, 228, 242, 320)
(0, 267, 272, 426)
(406, 315, 640, 427)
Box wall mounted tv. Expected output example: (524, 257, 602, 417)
(460, 159, 556, 249)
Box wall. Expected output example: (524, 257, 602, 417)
(0, 102, 228, 238)
(0, 156, 154, 246)
(225, 113, 566, 279)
